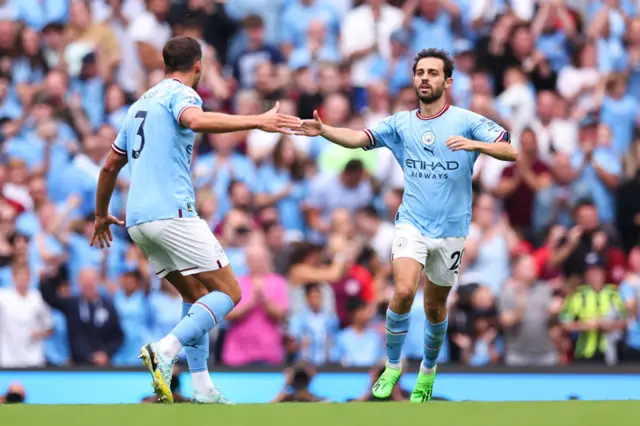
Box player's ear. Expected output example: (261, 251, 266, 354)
(194, 60, 202, 74)
(445, 77, 454, 90)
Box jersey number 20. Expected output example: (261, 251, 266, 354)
(132, 110, 148, 159)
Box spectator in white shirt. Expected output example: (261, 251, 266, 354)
(0, 264, 53, 367)
(129, 0, 171, 75)
(355, 205, 394, 266)
(341, 0, 403, 96)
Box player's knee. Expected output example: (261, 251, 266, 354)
(394, 282, 416, 305)
(424, 300, 447, 323)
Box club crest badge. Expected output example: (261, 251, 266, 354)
(422, 130, 435, 153)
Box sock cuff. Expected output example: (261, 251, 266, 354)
(171, 331, 187, 347)
(189, 365, 208, 373)
(427, 314, 448, 327)
(387, 308, 411, 322)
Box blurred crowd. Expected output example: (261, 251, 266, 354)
(0, 0, 640, 370)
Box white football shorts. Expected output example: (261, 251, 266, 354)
(391, 223, 466, 287)
(127, 217, 229, 278)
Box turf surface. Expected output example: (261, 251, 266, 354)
(1, 401, 638, 426)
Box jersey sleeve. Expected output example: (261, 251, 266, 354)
(170, 86, 203, 125)
(363, 113, 402, 151)
(111, 126, 127, 156)
(468, 112, 510, 144)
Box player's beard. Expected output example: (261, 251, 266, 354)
(415, 84, 444, 104)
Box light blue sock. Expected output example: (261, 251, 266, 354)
(386, 309, 410, 366)
(423, 316, 448, 369)
(170, 292, 234, 347)
(181, 302, 209, 373)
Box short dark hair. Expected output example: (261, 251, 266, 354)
(357, 205, 379, 218)
(163, 36, 202, 73)
(343, 159, 364, 174)
(243, 14, 264, 29)
(412, 48, 455, 79)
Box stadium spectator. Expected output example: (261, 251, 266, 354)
(495, 128, 551, 234)
(499, 254, 560, 366)
(1, 382, 25, 404)
(451, 285, 501, 366)
(41, 267, 124, 366)
(111, 270, 150, 366)
(288, 283, 339, 366)
(306, 159, 373, 242)
(147, 279, 183, 346)
(0, 262, 52, 367)
(255, 135, 309, 240)
(287, 242, 340, 315)
(560, 253, 627, 364)
(619, 245, 640, 362)
(617, 139, 640, 252)
(272, 362, 326, 403)
(462, 193, 519, 294)
(223, 242, 289, 366)
(331, 297, 384, 367)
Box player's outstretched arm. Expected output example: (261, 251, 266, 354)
(93, 150, 127, 248)
(446, 136, 518, 162)
(180, 101, 301, 134)
(294, 110, 370, 149)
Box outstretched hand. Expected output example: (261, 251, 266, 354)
(293, 110, 324, 137)
(91, 215, 125, 249)
(258, 101, 302, 134)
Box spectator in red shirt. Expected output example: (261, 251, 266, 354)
(494, 128, 552, 234)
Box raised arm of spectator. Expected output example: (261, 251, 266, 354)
(40, 269, 74, 314)
(50, 194, 83, 247)
(289, 256, 349, 286)
(532, 3, 552, 38)
(587, 8, 610, 39)
(402, 0, 419, 29)
(68, 93, 93, 140)
(548, 226, 582, 268)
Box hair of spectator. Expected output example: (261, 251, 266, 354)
(357, 205, 379, 219)
(412, 48, 455, 79)
(343, 159, 364, 174)
(287, 241, 322, 272)
(509, 22, 532, 40)
(243, 15, 264, 29)
(123, 270, 143, 282)
(304, 283, 321, 296)
(227, 179, 248, 197)
(162, 36, 202, 74)
(346, 296, 366, 315)
(573, 198, 596, 213)
(0, 69, 11, 83)
(273, 136, 305, 181)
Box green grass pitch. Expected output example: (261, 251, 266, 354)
(1, 401, 639, 426)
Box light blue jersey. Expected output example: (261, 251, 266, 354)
(363, 105, 509, 238)
(112, 79, 202, 228)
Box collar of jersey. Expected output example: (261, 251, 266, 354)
(416, 104, 450, 120)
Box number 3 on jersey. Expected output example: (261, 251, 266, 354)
(133, 110, 148, 159)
